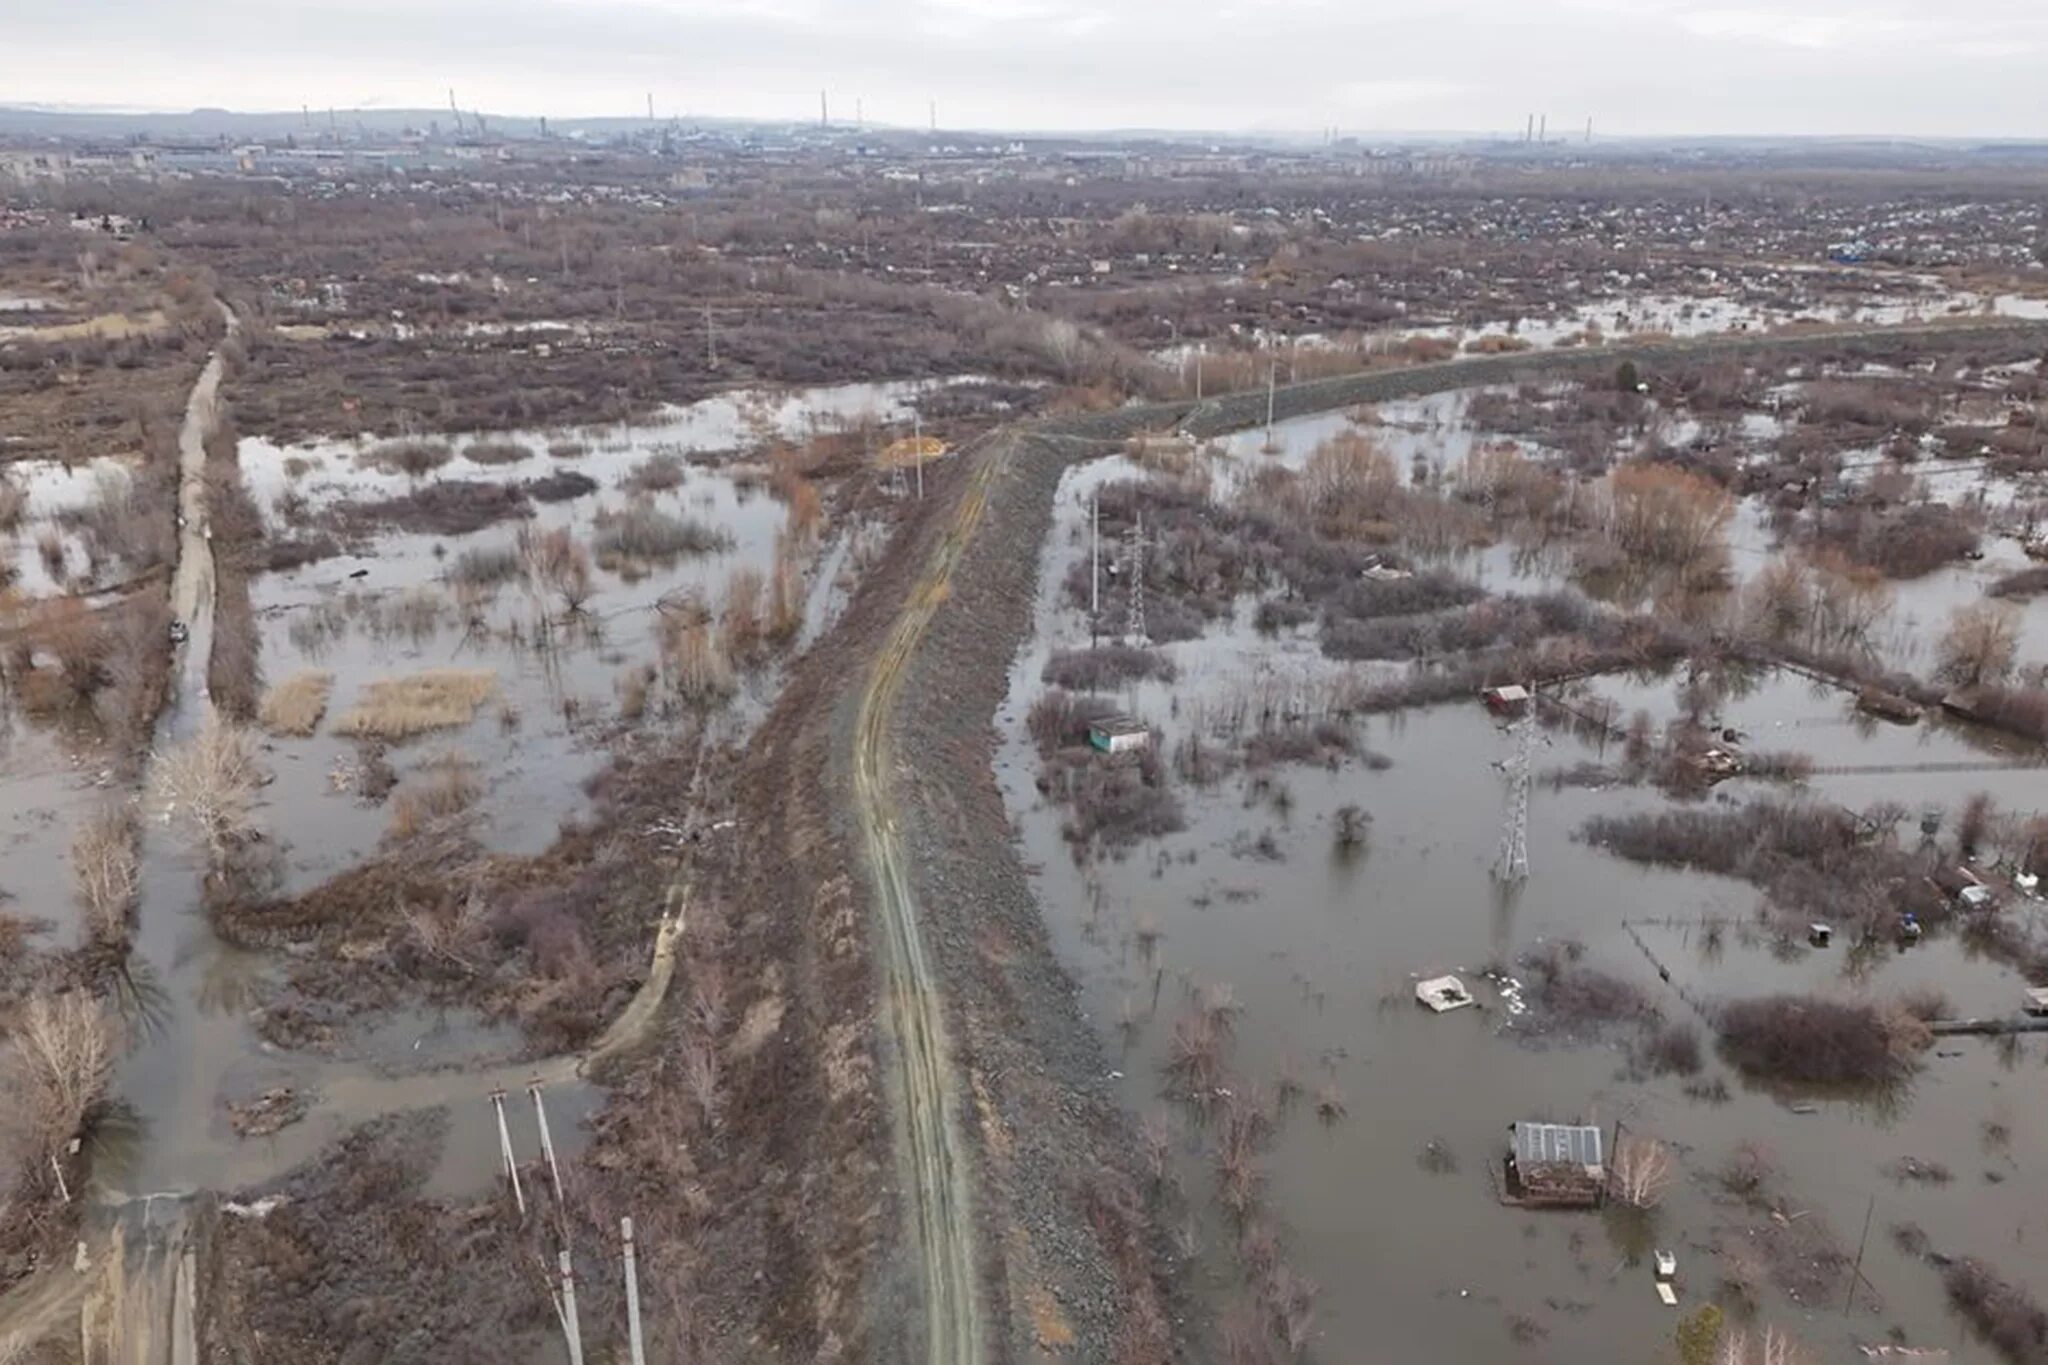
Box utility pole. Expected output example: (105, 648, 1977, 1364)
(489, 1089, 525, 1216)
(621, 1217, 647, 1365)
(530, 1083, 562, 1195)
(554, 1250, 586, 1365)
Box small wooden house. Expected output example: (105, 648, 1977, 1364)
(1087, 716, 1150, 755)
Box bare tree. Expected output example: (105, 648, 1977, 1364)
(1610, 1133, 1674, 1208)
(71, 801, 141, 944)
(1936, 602, 2020, 688)
(1759, 1324, 1807, 1365)
(5, 991, 115, 1156)
(150, 716, 264, 862)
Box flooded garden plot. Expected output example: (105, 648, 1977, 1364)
(993, 393, 2048, 1362)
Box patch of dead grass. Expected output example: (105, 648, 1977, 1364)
(332, 669, 496, 741)
(258, 669, 335, 737)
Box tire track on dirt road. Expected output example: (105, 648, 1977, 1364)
(853, 436, 1008, 1365)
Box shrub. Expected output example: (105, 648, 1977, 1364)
(360, 437, 453, 478)
(1529, 956, 1653, 1024)
(623, 452, 687, 492)
(336, 480, 532, 537)
(462, 439, 533, 466)
(1955, 684, 2048, 742)
(331, 669, 497, 740)
(1641, 1021, 1704, 1076)
(387, 755, 481, 842)
(669, 612, 736, 708)
(720, 567, 764, 662)
(448, 545, 522, 588)
(1062, 763, 1182, 848)
(1041, 645, 1176, 690)
(592, 503, 731, 570)
(258, 670, 336, 737)
(1944, 1259, 2048, 1365)
(1715, 995, 1924, 1086)
(71, 802, 140, 944)
(1026, 688, 1120, 757)
(1989, 566, 2048, 600)
(1937, 603, 2020, 689)
(0, 472, 24, 531)
(525, 470, 598, 503)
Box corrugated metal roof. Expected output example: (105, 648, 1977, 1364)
(1514, 1122, 1603, 1168)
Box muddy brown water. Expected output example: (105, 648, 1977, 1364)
(996, 423, 2048, 1362)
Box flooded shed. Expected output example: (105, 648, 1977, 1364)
(1482, 684, 1531, 715)
(1504, 1122, 1605, 1209)
(1087, 716, 1151, 755)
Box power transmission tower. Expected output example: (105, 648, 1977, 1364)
(1495, 692, 1534, 882)
(1123, 514, 1146, 646)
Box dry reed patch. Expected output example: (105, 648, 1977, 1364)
(332, 669, 497, 740)
(386, 753, 482, 842)
(258, 669, 335, 737)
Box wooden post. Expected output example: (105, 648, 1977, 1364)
(622, 1217, 647, 1365)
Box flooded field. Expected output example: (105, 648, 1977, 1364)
(0, 375, 980, 1210)
(995, 413, 2048, 1362)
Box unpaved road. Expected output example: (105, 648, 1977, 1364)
(167, 303, 236, 720)
(853, 437, 1007, 1364)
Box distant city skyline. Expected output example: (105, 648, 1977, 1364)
(8, 0, 2046, 140)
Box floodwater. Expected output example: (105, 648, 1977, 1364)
(996, 436, 2048, 1362)
(3, 376, 928, 1211)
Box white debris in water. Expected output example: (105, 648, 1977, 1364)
(222, 1196, 289, 1219)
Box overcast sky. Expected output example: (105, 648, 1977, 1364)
(9, 0, 2046, 138)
